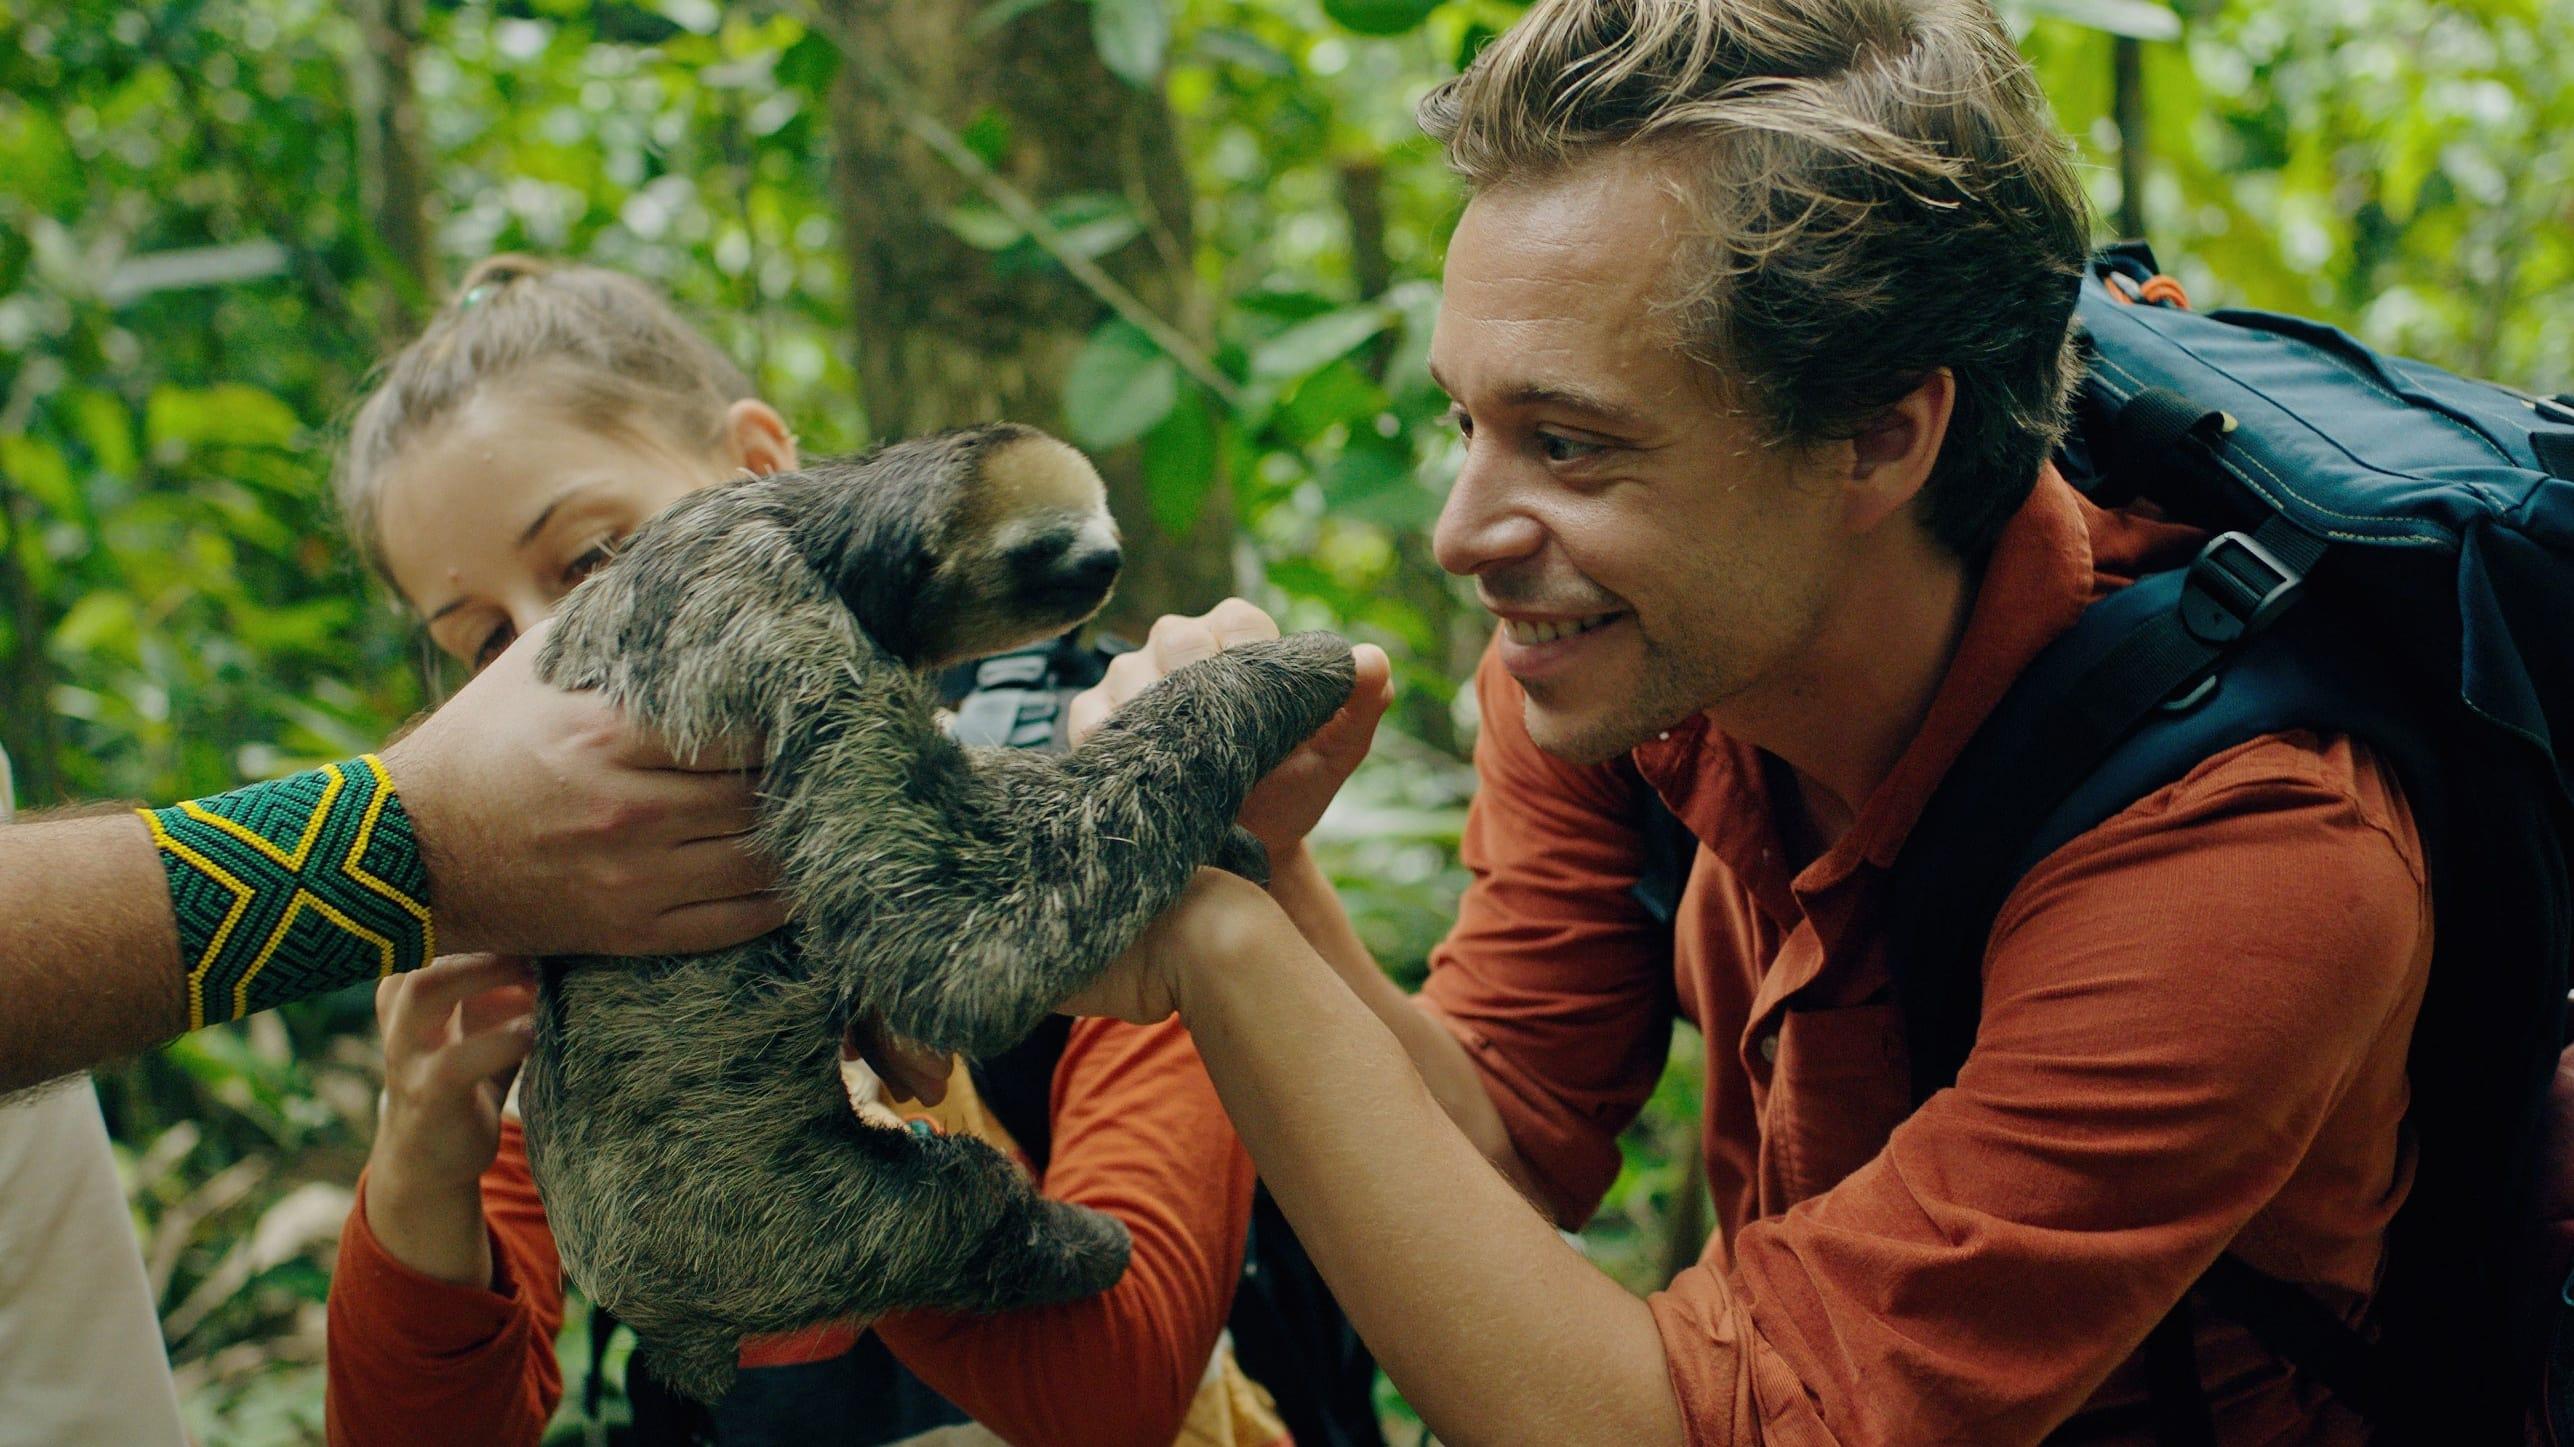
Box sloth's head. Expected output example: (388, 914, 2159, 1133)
(797, 423, 1122, 672)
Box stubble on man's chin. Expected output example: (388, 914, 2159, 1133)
(1518, 694, 1675, 767)
(1520, 656, 1720, 766)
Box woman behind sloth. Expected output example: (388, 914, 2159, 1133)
(322, 256, 1336, 1447)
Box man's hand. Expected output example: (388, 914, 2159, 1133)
(364, 953, 535, 1288)
(1061, 866, 1289, 1027)
(379, 619, 787, 959)
(1066, 599, 1394, 859)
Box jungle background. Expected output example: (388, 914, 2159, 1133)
(1, 0, 2568, 1439)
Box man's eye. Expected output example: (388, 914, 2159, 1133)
(1538, 432, 1606, 463)
(473, 623, 515, 673)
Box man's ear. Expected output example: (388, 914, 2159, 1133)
(722, 399, 799, 479)
(1841, 368, 1954, 535)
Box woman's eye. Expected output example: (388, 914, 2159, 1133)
(1443, 406, 1474, 438)
(473, 622, 515, 673)
(564, 535, 624, 586)
(1537, 431, 1609, 464)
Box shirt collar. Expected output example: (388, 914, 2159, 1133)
(1630, 466, 2104, 902)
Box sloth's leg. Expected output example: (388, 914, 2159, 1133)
(634, 1328, 747, 1408)
(541, 1009, 1129, 1403)
(617, 1117, 1130, 1407)
(805, 632, 1355, 1056)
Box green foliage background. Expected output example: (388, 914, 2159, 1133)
(1, 0, 2567, 1439)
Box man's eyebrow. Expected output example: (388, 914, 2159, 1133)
(1429, 364, 1650, 431)
(1507, 382, 1649, 430)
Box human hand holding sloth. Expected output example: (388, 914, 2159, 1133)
(513, 424, 1354, 1402)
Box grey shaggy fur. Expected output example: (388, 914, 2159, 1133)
(520, 424, 1355, 1403)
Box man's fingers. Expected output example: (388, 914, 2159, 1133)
(1066, 686, 1111, 747)
(1073, 601, 1284, 745)
(1147, 612, 1219, 671)
(655, 734, 769, 773)
(664, 833, 778, 905)
(645, 893, 792, 955)
(1205, 597, 1279, 647)
(1100, 648, 1161, 712)
(612, 765, 765, 843)
(1326, 644, 1397, 760)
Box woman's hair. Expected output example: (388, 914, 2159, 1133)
(335, 254, 754, 585)
(1420, 0, 2092, 560)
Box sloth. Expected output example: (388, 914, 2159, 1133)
(518, 423, 1356, 1402)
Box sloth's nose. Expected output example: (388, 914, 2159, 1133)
(1014, 530, 1124, 604)
(1055, 542, 1122, 597)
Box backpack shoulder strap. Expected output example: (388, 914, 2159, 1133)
(1888, 512, 2330, 1098)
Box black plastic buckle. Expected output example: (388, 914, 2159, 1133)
(2178, 530, 2304, 646)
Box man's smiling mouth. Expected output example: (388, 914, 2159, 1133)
(1501, 611, 1624, 646)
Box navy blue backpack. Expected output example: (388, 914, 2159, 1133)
(1639, 244, 2574, 1442)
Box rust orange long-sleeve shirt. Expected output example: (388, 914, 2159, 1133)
(325, 1015, 1260, 1447)
(1421, 470, 2432, 1444)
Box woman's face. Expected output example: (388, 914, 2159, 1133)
(375, 385, 795, 672)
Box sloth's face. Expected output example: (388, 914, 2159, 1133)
(812, 424, 1122, 672)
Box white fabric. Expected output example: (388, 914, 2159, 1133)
(0, 744, 189, 1445)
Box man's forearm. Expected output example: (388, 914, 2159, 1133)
(1178, 908, 1690, 1446)
(0, 813, 186, 1092)
(1268, 845, 1543, 1191)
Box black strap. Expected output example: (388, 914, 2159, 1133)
(2142, 1294, 2215, 1447)
(2196, 1255, 2396, 1425)
(1895, 511, 2321, 1100)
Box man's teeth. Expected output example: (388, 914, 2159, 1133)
(1503, 613, 1619, 646)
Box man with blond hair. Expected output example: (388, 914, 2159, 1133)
(1068, 0, 2430, 1440)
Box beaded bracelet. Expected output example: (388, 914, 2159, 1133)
(138, 754, 435, 1028)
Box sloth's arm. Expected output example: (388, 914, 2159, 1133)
(783, 635, 1355, 1057)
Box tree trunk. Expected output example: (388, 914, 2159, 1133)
(0, 475, 62, 805)
(2110, 35, 2147, 242)
(820, 0, 1234, 632)
(349, 0, 436, 331)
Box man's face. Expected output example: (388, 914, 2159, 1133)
(1428, 154, 1850, 764)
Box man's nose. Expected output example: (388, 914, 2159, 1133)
(1432, 451, 1546, 577)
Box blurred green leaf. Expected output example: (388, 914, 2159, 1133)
(2006, 0, 2181, 41)
(1142, 389, 1219, 535)
(1322, 435, 1437, 529)
(1063, 320, 1181, 448)
(974, 0, 1057, 37)
(0, 435, 78, 516)
(145, 385, 300, 456)
(1091, 0, 1170, 87)
(70, 390, 139, 479)
(1325, 0, 1443, 37)
(1251, 305, 1391, 382)
(942, 201, 1030, 250)
(774, 28, 841, 92)
(54, 592, 140, 654)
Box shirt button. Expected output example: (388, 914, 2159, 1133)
(1757, 1032, 1780, 1065)
(1657, 731, 1670, 741)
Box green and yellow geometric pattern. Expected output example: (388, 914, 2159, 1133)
(139, 754, 434, 1028)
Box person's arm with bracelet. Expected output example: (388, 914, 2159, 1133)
(0, 622, 785, 1093)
